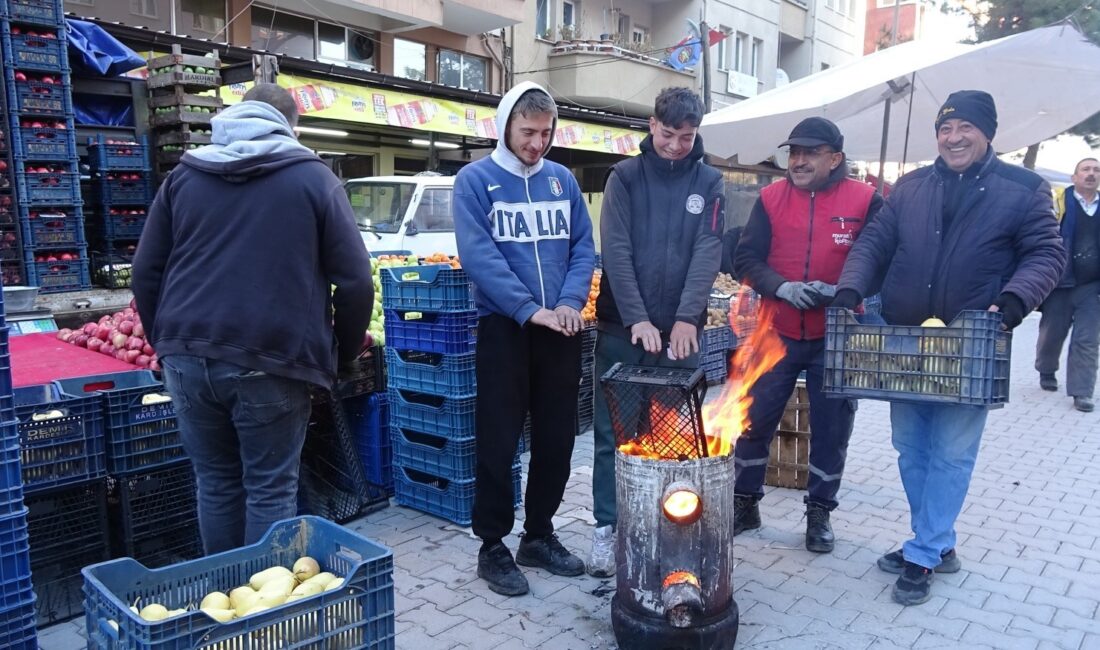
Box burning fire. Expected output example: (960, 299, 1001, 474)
(702, 296, 786, 456)
(617, 290, 787, 459)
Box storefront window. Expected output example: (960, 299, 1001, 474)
(179, 0, 226, 39)
(130, 0, 159, 18)
(438, 50, 487, 92)
(251, 7, 314, 60)
(317, 21, 345, 62)
(394, 39, 427, 82)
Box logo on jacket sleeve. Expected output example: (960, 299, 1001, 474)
(686, 194, 705, 214)
(549, 177, 563, 197)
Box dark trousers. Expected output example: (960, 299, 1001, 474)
(1035, 282, 1100, 398)
(471, 314, 582, 544)
(733, 336, 856, 510)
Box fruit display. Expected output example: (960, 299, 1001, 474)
(712, 272, 741, 297)
(55, 299, 158, 369)
(581, 270, 600, 322)
(420, 251, 462, 269)
(368, 255, 418, 346)
(115, 556, 341, 628)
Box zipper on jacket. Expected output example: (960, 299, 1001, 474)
(525, 170, 548, 308)
(801, 191, 816, 339)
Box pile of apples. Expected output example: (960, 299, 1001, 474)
(33, 250, 79, 263)
(104, 172, 145, 183)
(19, 118, 66, 133)
(24, 164, 66, 184)
(56, 300, 159, 370)
(12, 71, 62, 88)
(101, 139, 141, 156)
(9, 26, 59, 41)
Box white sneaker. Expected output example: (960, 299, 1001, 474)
(587, 525, 616, 577)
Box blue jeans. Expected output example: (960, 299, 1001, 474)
(890, 401, 989, 569)
(161, 354, 312, 554)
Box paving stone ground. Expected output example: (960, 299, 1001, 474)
(40, 314, 1099, 649)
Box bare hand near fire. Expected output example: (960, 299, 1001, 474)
(529, 308, 565, 333)
(631, 321, 662, 354)
(668, 322, 699, 360)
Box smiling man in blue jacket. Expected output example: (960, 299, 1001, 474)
(454, 81, 596, 597)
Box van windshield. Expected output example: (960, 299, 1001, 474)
(345, 181, 416, 233)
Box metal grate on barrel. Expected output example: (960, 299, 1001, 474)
(600, 364, 708, 461)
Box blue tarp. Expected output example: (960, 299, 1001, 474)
(66, 19, 146, 77)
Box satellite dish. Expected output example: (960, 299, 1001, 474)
(351, 34, 375, 61)
(776, 68, 790, 87)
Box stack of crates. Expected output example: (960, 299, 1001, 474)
(0, 277, 37, 647)
(701, 325, 732, 385)
(54, 370, 202, 569)
(13, 381, 108, 626)
(337, 349, 391, 495)
(145, 45, 222, 179)
(1, 1, 89, 293)
(85, 134, 150, 289)
(0, 79, 20, 285)
(577, 325, 596, 433)
(382, 263, 520, 525)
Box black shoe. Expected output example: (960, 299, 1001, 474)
(1074, 396, 1094, 412)
(1040, 373, 1058, 391)
(892, 561, 934, 605)
(804, 502, 835, 553)
(516, 533, 585, 577)
(733, 494, 761, 536)
(477, 542, 529, 596)
(877, 548, 961, 574)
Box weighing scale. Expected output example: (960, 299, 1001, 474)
(6, 308, 59, 335)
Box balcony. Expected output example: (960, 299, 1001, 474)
(781, 0, 808, 41)
(548, 44, 695, 117)
(314, 0, 524, 35)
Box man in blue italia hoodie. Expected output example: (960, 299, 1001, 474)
(132, 84, 374, 554)
(454, 81, 596, 596)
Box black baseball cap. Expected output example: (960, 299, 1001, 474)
(779, 116, 844, 151)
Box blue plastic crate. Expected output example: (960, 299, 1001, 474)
(0, 466, 25, 518)
(2, 24, 66, 71)
(12, 119, 76, 161)
(100, 207, 146, 240)
(6, 72, 70, 115)
(31, 543, 108, 626)
(335, 347, 383, 399)
(703, 325, 732, 353)
(108, 460, 198, 560)
(393, 461, 521, 526)
(0, 329, 11, 417)
(13, 384, 106, 493)
(384, 348, 475, 396)
(380, 264, 473, 312)
(1, 0, 64, 26)
(19, 210, 84, 248)
(55, 371, 184, 475)
(0, 590, 37, 650)
(83, 516, 395, 650)
(392, 427, 476, 480)
(15, 167, 80, 204)
(387, 387, 476, 438)
(0, 507, 32, 607)
(87, 134, 149, 171)
(26, 477, 109, 564)
(348, 392, 392, 493)
(383, 308, 477, 354)
(25, 253, 90, 294)
(93, 173, 152, 205)
(824, 309, 1011, 407)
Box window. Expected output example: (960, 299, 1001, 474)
(821, 62, 831, 71)
(317, 21, 345, 62)
(734, 33, 745, 72)
(617, 11, 630, 37)
(346, 182, 415, 232)
(562, 0, 576, 28)
(825, 0, 836, 8)
(68, 0, 94, 6)
(130, 0, 158, 17)
(716, 27, 731, 71)
(411, 188, 455, 232)
(750, 38, 762, 77)
(394, 39, 427, 81)
(632, 26, 648, 45)
(180, 0, 225, 36)
(536, 0, 551, 39)
(438, 50, 487, 91)
(251, 7, 314, 59)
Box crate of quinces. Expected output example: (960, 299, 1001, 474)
(823, 309, 1010, 407)
(82, 515, 395, 650)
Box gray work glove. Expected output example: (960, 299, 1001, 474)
(775, 282, 822, 310)
(807, 281, 837, 308)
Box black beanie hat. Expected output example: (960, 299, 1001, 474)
(935, 90, 997, 141)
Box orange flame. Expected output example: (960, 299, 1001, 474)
(702, 296, 787, 456)
(617, 399, 703, 460)
(662, 571, 701, 589)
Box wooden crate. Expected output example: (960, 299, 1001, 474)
(766, 380, 810, 489)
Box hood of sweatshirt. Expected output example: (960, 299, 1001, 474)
(489, 81, 558, 178)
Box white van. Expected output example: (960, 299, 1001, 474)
(344, 173, 457, 257)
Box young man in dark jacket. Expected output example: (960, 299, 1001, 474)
(833, 90, 1066, 605)
(587, 88, 724, 577)
(132, 84, 374, 554)
(733, 117, 882, 554)
(454, 82, 596, 596)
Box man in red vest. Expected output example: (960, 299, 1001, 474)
(733, 117, 882, 553)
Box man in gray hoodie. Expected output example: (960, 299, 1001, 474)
(133, 84, 374, 554)
(587, 87, 724, 577)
